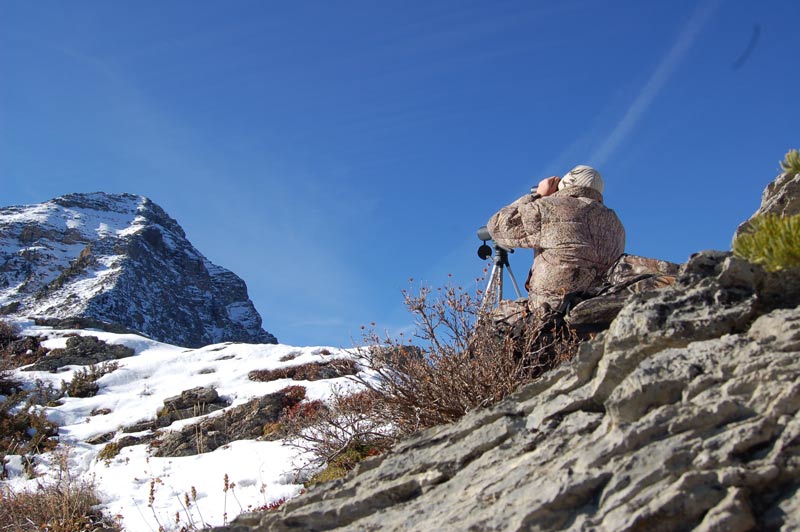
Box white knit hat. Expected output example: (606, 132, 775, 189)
(558, 165, 604, 193)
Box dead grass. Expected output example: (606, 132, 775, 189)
(0, 447, 118, 531)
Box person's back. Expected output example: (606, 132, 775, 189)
(487, 165, 625, 312)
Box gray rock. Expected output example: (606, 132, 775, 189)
(156, 386, 230, 428)
(734, 170, 800, 241)
(153, 388, 301, 457)
(249, 249, 800, 531)
(86, 432, 115, 445)
(121, 420, 156, 433)
(23, 335, 134, 372)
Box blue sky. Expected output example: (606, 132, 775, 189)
(2, 0, 798, 347)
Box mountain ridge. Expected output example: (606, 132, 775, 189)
(0, 192, 277, 347)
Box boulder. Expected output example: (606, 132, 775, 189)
(734, 169, 800, 240)
(156, 386, 229, 427)
(23, 335, 134, 372)
(153, 388, 303, 458)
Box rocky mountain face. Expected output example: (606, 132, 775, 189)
(224, 170, 800, 531)
(0, 193, 277, 347)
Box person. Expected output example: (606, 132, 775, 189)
(487, 165, 625, 314)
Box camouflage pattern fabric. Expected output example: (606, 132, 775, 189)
(602, 254, 680, 295)
(487, 186, 625, 311)
(490, 298, 529, 328)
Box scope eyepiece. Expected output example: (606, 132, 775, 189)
(477, 225, 492, 242)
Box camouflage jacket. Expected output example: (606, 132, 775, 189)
(487, 186, 625, 310)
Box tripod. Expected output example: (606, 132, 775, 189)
(480, 243, 524, 313)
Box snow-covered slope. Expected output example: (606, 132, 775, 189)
(1, 321, 358, 530)
(0, 193, 276, 347)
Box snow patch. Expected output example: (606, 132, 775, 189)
(1, 324, 362, 530)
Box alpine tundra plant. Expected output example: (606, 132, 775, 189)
(733, 214, 800, 272)
(780, 148, 800, 175)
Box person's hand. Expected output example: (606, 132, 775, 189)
(536, 176, 560, 196)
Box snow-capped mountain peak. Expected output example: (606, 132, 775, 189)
(0, 192, 276, 347)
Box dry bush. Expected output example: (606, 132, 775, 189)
(281, 281, 579, 483)
(350, 283, 579, 436)
(0, 447, 118, 531)
(0, 382, 60, 458)
(282, 386, 394, 483)
(0, 356, 19, 397)
(248, 359, 357, 382)
(0, 327, 50, 370)
(0, 320, 19, 349)
(279, 384, 308, 404)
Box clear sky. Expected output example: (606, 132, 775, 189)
(2, 0, 798, 347)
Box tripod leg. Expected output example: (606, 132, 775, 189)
(481, 264, 498, 312)
(496, 267, 503, 306)
(505, 264, 524, 299)
(481, 263, 502, 313)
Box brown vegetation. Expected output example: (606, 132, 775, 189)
(0, 380, 60, 460)
(0, 320, 50, 370)
(352, 283, 579, 434)
(282, 281, 580, 483)
(282, 386, 393, 485)
(0, 447, 118, 531)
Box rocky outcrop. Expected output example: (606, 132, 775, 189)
(152, 387, 305, 458)
(240, 251, 800, 532)
(217, 168, 800, 532)
(23, 335, 134, 372)
(735, 169, 800, 239)
(155, 386, 230, 427)
(0, 193, 277, 347)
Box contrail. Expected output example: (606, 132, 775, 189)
(590, 0, 723, 167)
(732, 24, 760, 69)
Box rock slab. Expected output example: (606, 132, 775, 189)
(239, 251, 800, 532)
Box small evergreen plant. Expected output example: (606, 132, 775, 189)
(780, 148, 800, 175)
(733, 213, 800, 272)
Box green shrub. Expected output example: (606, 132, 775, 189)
(780, 148, 800, 175)
(63, 361, 119, 398)
(0, 356, 20, 397)
(733, 214, 800, 272)
(0, 322, 51, 369)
